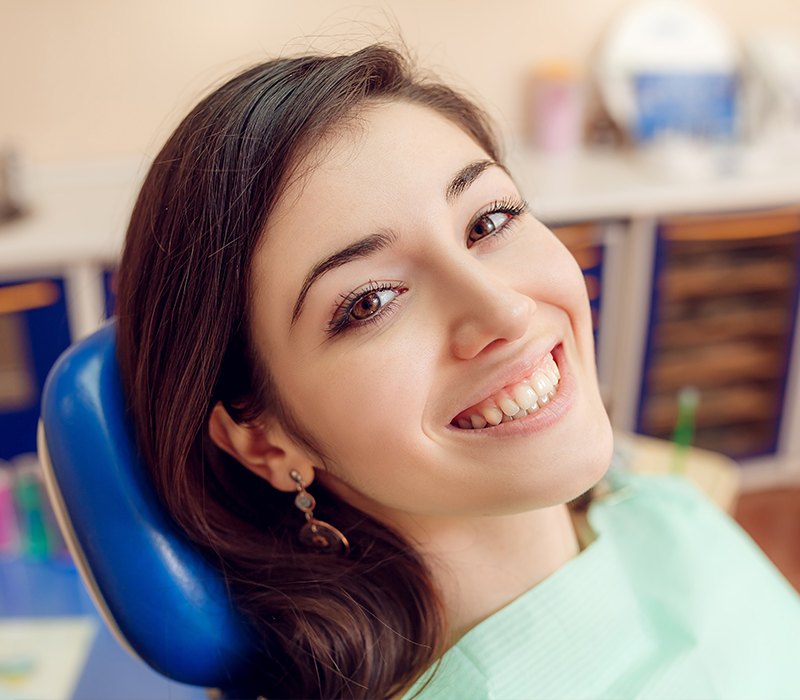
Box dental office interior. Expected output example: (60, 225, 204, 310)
(2, 1, 800, 697)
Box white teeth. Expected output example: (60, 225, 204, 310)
(512, 383, 537, 410)
(531, 371, 553, 398)
(454, 353, 563, 429)
(539, 388, 557, 407)
(470, 413, 487, 429)
(481, 405, 504, 426)
(498, 394, 521, 417)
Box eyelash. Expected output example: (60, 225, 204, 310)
(326, 196, 529, 337)
(326, 280, 406, 337)
(467, 197, 529, 248)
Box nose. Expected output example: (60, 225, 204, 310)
(446, 262, 537, 360)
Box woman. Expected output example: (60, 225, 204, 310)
(116, 45, 799, 699)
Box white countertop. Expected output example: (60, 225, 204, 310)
(509, 139, 800, 222)
(1, 141, 799, 276)
(0, 159, 146, 277)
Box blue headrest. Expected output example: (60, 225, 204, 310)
(39, 322, 260, 688)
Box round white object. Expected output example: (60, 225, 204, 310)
(597, 0, 740, 133)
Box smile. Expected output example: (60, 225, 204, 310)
(451, 352, 561, 430)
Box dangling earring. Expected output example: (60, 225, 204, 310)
(290, 470, 350, 555)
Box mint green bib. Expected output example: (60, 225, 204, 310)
(404, 474, 800, 699)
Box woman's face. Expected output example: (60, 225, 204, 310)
(250, 101, 612, 526)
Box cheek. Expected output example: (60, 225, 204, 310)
(513, 233, 592, 316)
(513, 233, 596, 363)
(563, 255, 595, 335)
(278, 336, 438, 482)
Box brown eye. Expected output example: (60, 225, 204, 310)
(349, 289, 398, 321)
(468, 211, 512, 244)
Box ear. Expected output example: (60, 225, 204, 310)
(208, 402, 315, 492)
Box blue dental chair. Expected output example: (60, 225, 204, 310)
(38, 322, 262, 696)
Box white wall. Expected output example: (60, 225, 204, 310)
(2, 0, 799, 161)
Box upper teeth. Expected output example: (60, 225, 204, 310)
(455, 354, 561, 430)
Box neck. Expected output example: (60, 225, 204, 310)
(390, 505, 580, 641)
(317, 472, 582, 643)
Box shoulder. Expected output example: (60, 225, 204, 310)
(407, 473, 800, 699)
(587, 470, 778, 582)
(588, 471, 800, 697)
(591, 471, 800, 639)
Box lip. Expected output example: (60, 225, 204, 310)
(446, 338, 561, 423)
(445, 344, 575, 437)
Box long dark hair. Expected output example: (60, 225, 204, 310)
(117, 44, 501, 699)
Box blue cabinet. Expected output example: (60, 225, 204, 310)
(0, 277, 71, 460)
(636, 208, 800, 459)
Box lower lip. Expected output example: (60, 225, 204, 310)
(446, 344, 576, 438)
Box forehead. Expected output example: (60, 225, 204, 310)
(254, 101, 490, 307)
(270, 100, 487, 230)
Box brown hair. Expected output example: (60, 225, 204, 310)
(117, 44, 501, 699)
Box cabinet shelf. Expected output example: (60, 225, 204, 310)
(647, 340, 785, 391)
(659, 258, 796, 301)
(637, 207, 800, 460)
(642, 383, 779, 433)
(653, 307, 791, 348)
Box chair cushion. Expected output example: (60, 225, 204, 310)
(40, 322, 261, 688)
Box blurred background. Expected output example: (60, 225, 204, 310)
(1, 1, 799, 698)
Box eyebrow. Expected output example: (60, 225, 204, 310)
(446, 159, 498, 204)
(290, 158, 504, 326)
(290, 230, 398, 326)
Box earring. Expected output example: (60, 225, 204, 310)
(289, 470, 350, 555)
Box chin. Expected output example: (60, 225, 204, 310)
(541, 409, 614, 507)
(569, 413, 614, 499)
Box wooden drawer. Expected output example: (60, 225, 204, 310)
(637, 208, 800, 459)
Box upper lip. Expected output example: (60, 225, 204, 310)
(447, 337, 561, 422)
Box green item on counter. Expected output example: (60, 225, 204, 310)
(671, 385, 700, 473)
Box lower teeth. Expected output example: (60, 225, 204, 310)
(456, 386, 558, 430)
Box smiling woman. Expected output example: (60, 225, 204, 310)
(115, 44, 800, 700)
(246, 99, 611, 527)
